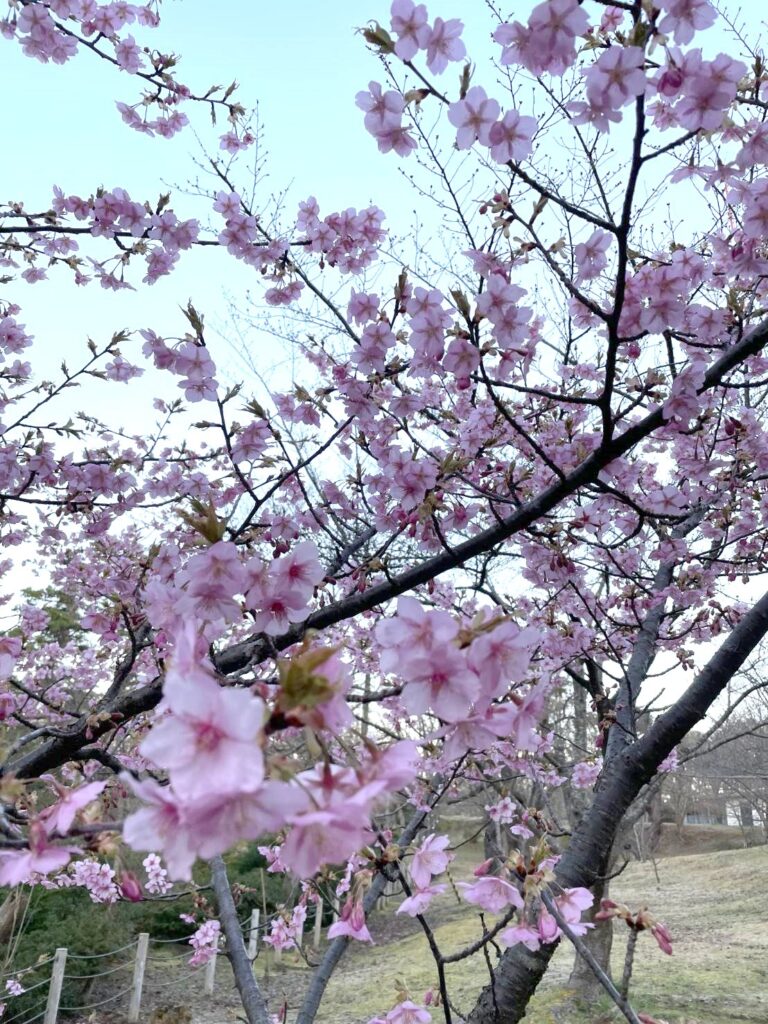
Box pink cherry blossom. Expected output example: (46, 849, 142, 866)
(39, 779, 106, 835)
(574, 229, 612, 282)
(657, 748, 679, 773)
(459, 876, 524, 913)
(327, 897, 373, 942)
(386, 1001, 432, 1024)
(585, 46, 646, 111)
(376, 596, 458, 674)
(0, 635, 22, 677)
(390, 0, 430, 62)
(571, 759, 602, 789)
(401, 644, 480, 722)
(488, 109, 538, 163)
(658, 0, 717, 45)
(495, 0, 588, 77)
(468, 620, 538, 699)
(410, 833, 453, 888)
(356, 81, 404, 134)
(139, 631, 265, 802)
(499, 921, 542, 951)
(448, 87, 500, 149)
(396, 883, 447, 917)
(425, 17, 465, 74)
(0, 823, 76, 886)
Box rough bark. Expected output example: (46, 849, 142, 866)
(210, 855, 270, 1024)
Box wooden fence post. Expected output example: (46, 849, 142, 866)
(313, 899, 323, 947)
(128, 933, 149, 1022)
(247, 909, 260, 961)
(44, 948, 67, 1024)
(204, 948, 217, 995)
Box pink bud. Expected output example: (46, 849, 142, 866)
(473, 858, 495, 877)
(120, 871, 143, 902)
(651, 922, 673, 955)
(657, 67, 684, 98)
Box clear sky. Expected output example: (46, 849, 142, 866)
(0, 0, 497, 383)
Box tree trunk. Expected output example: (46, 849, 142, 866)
(210, 856, 270, 1024)
(740, 800, 754, 829)
(568, 879, 613, 998)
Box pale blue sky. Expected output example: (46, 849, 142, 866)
(0, 0, 502, 395)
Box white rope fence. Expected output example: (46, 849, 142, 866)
(1, 933, 212, 1023)
(2, 893, 366, 1021)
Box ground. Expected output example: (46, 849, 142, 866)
(80, 832, 768, 1024)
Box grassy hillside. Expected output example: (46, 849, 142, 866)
(290, 844, 768, 1024)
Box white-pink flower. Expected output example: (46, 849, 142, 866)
(468, 620, 538, 700)
(390, 0, 430, 61)
(410, 833, 453, 888)
(327, 897, 373, 942)
(425, 17, 465, 74)
(585, 46, 646, 111)
(658, 0, 717, 45)
(386, 1000, 432, 1024)
(571, 759, 602, 789)
(396, 883, 447, 917)
(39, 779, 106, 836)
(488, 109, 537, 163)
(448, 87, 500, 149)
(0, 823, 76, 886)
(459, 875, 523, 913)
(139, 630, 265, 802)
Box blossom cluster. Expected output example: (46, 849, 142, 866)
(375, 598, 540, 760)
(121, 621, 420, 879)
(264, 902, 307, 951)
(2, 2, 158, 67)
(189, 919, 221, 966)
(143, 852, 172, 894)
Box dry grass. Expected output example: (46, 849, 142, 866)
(140, 837, 767, 1023)
(299, 843, 768, 1024)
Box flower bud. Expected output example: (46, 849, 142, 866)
(120, 870, 143, 902)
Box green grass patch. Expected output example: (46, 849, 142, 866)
(311, 845, 768, 1024)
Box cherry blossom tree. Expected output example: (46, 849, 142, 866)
(3, 1, 768, 1022)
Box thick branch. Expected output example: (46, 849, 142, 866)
(218, 314, 768, 677)
(210, 855, 270, 1024)
(3, 680, 162, 779)
(605, 507, 706, 762)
